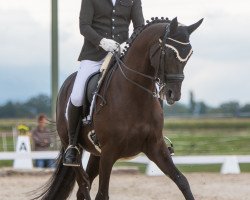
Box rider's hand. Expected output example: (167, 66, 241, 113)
(119, 42, 128, 53)
(100, 38, 119, 52)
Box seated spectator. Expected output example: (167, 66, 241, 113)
(32, 114, 54, 168)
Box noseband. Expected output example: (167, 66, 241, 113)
(157, 42, 185, 83)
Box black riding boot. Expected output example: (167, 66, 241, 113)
(63, 101, 82, 167)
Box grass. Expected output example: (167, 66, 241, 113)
(1, 118, 250, 172)
(165, 129, 250, 155)
(115, 162, 147, 173)
(164, 118, 250, 130)
(0, 160, 13, 167)
(240, 163, 250, 172)
(0, 118, 37, 132)
(0, 136, 15, 151)
(1, 118, 249, 130)
(0, 136, 18, 167)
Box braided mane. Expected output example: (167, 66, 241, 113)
(121, 17, 171, 57)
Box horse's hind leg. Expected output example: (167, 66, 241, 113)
(75, 154, 100, 200)
(74, 160, 91, 200)
(145, 140, 195, 200)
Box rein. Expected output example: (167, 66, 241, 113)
(114, 24, 188, 99)
(115, 54, 159, 98)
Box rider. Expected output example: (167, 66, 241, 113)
(63, 0, 145, 166)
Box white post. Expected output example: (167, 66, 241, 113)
(146, 161, 164, 176)
(220, 156, 240, 174)
(13, 135, 33, 169)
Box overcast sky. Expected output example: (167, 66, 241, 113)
(0, 0, 250, 106)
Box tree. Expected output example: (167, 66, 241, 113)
(0, 94, 51, 118)
(240, 104, 250, 112)
(219, 101, 240, 116)
(189, 90, 196, 114)
(193, 101, 208, 115)
(25, 94, 51, 116)
(164, 102, 190, 117)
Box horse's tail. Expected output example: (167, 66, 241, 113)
(32, 148, 76, 200)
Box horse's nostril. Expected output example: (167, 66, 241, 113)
(168, 90, 174, 99)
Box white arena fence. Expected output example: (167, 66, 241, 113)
(0, 151, 250, 175)
(1, 132, 250, 175)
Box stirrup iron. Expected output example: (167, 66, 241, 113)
(63, 145, 81, 167)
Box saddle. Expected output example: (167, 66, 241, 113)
(82, 53, 116, 123)
(82, 72, 100, 117)
(80, 54, 116, 150)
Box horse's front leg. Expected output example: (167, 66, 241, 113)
(95, 148, 116, 200)
(144, 139, 195, 200)
(86, 154, 100, 186)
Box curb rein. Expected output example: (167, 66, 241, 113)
(115, 24, 185, 99)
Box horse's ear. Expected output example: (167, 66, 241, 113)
(187, 18, 204, 35)
(169, 17, 178, 35)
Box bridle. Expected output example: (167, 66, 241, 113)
(116, 56, 159, 97)
(115, 24, 193, 98)
(157, 24, 193, 83)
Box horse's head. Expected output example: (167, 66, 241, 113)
(150, 17, 203, 105)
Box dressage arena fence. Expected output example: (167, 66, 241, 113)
(0, 150, 250, 175)
(1, 131, 250, 174)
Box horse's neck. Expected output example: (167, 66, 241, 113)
(106, 24, 165, 100)
(122, 34, 155, 78)
(110, 40, 155, 102)
(123, 24, 164, 75)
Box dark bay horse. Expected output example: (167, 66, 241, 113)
(36, 17, 203, 200)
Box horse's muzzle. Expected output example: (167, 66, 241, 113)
(165, 87, 181, 105)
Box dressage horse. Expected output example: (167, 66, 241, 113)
(35, 17, 203, 200)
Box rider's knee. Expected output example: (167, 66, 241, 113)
(70, 95, 83, 107)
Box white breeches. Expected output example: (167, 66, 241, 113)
(65, 59, 103, 121)
(70, 59, 104, 106)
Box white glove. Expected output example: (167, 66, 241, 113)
(100, 38, 119, 52)
(119, 42, 129, 53)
